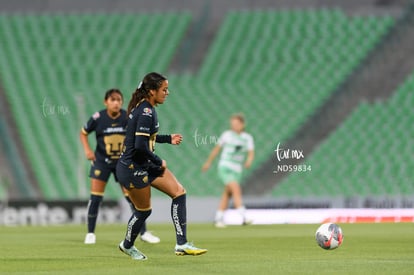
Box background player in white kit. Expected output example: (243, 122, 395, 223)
(202, 113, 255, 227)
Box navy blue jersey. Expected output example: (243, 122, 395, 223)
(82, 109, 127, 164)
(120, 100, 163, 168)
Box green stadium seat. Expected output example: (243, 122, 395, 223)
(0, 9, 396, 199)
(273, 70, 414, 198)
(0, 12, 192, 199)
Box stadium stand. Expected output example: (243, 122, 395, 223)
(161, 10, 394, 196)
(0, 10, 395, 199)
(0, 12, 191, 199)
(272, 72, 414, 198)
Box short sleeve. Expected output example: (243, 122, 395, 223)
(82, 111, 100, 134)
(217, 131, 229, 146)
(134, 108, 153, 147)
(246, 134, 254, 150)
(135, 111, 153, 137)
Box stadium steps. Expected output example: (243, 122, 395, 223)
(0, 9, 399, 199)
(157, 10, 394, 196)
(0, 12, 191, 200)
(272, 72, 414, 198)
(245, 7, 414, 195)
(0, 78, 39, 199)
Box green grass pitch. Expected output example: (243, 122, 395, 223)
(1, 223, 413, 274)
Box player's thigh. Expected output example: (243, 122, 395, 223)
(90, 178, 107, 194)
(219, 167, 242, 185)
(127, 186, 151, 210)
(151, 169, 185, 198)
(120, 185, 129, 196)
(226, 181, 241, 196)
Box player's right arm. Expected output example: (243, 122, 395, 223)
(202, 145, 221, 172)
(80, 130, 96, 161)
(80, 112, 98, 161)
(202, 131, 228, 172)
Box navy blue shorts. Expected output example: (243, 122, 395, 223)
(116, 161, 162, 189)
(89, 161, 118, 182)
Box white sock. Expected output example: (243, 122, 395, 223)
(215, 210, 224, 222)
(237, 206, 246, 220)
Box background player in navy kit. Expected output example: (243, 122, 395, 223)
(116, 72, 207, 260)
(80, 88, 160, 244)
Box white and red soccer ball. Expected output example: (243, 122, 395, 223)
(315, 223, 344, 250)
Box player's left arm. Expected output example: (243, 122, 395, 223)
(244, 150, 254, 169)
(156, 134, 183, 145)
(244, 134, 255, 169)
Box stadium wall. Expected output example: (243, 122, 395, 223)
(2, 198, 414, 226)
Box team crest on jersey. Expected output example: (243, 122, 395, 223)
(92, 112, 100, 120)
(94, 169, 101, 176)
(143, 176, 148, 184)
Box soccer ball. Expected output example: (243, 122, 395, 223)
(315, 223, 343, 250)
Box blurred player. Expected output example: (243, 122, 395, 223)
(202, 113, 255, 227)
(80, 88, 160, 244)
(116, 72, 207, 260)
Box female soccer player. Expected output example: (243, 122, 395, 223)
(80, 88, 160, 244)
(202, 113, 255, 227)
(116, 72, 207, 260)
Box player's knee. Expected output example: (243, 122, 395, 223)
(176, 184, 186, 197)
(168, 181, 185, 198)
(134, 208, 152, 220)
(89, 194, 103, 205)
(87, 194, 103, 217)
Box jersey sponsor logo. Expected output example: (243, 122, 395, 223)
(92, 112, 100, 120)
(142, 107, 152, 117)
(139, 126, 150, 132)
(134, 170, 148, 177)
(103, 127, 125, 134)
(235, 145, 243, 152)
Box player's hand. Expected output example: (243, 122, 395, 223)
(85, 149, 96, 161)
(171, 134, 183, 145)
(201, 161, 210, 172)
(244, 161, 252, 169)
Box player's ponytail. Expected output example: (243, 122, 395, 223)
(127, 87, 146, 115)
(127, 72, 167, 115)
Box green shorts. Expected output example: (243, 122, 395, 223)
(218, 166, 242, 185)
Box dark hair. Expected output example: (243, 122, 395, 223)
(104, 88, 123, 100)
(127, 72, 167, 115)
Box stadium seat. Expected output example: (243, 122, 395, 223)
(0, 12, 191, 199)
(273, 71, 414, 198)
(0, 10, 395, 199)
